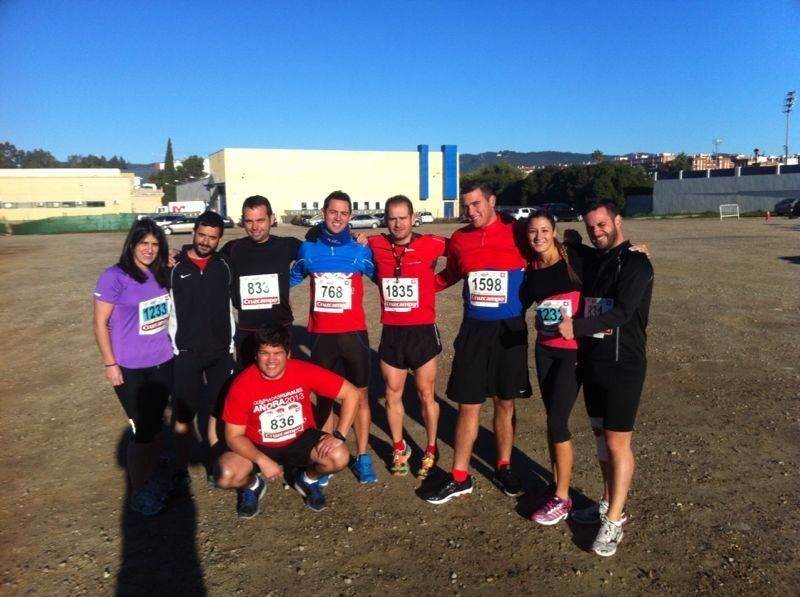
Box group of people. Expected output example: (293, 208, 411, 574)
(93, 184, 653, 557)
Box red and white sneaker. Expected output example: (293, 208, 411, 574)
(531, 495, 572, 526)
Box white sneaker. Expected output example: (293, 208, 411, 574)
(592, 516, 624, 557)
(571, 498, 629, 525)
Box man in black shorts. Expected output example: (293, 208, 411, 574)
(220, 195, 301, 368)
(424, 182, 532, 504)
(170, 210, 236, 487)
(367, 196, 448, 478)
(215, 326, 360, 516)
(558, 200, 654, 557)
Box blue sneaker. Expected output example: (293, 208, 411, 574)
(294, 471, 327, 512)
(351, 454, 378, 484)
(236, 476, 266, 519)
(130, 482, 166, 516)
(317, 473, 332, 487)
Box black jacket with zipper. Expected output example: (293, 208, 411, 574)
(573, 241, 654, 363)
(169, 250, 235, 358)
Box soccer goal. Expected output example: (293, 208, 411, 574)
(719, 204, 740, 220)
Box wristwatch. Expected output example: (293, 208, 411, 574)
(332, 430, 346, 442)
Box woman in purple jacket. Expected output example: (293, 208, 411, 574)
(93, 218, 173, 515)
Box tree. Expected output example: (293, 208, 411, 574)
(591, 149, 604, 163)
(459, 161, 526, 205)
(21, 149, 60, 168)
(160, 138, 177, 205)
(176, 154, 206, 182)
(659, 152, 691, 173)
(0, 142, 24, 168)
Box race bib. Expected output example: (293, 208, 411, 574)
(381, 277, 419, 312)
(584, 297, 614, 339)
(138, 294, 170, 335)
(258, 402, 304, 444)
(536, 299, 572, 335)
(468, 270, 508, 307)
(313, 273, 352, 313)
(239, 274, 280, 310)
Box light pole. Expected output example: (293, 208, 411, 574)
(784, 90, 796, 163)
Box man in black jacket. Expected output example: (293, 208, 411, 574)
(558, 200, 654, 557)
(170, 210, 237, 487)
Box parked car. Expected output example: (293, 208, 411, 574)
(156, 216, 196, 235)
(774, 198, 800, 217)
(541, 203, 583, 222)
(380, 213, 422, 227)
(303, 214, 323, 227)
(418, 211, 434, 223)
(350, 214, 382, 229)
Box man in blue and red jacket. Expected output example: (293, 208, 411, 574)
(290, 190, 378, 485)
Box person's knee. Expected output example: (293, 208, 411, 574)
(590, 417, 608, 461)
(329, 445, 350, 472)
(494, 398, 515, 415)
(215, 458, 246, 489)
(547, 417, 571, 444)
(605, 431, 632, 455)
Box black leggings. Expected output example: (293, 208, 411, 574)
(114, 360, 173, 443)
(534, 345, 579, 443)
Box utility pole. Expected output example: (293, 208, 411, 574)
(784, 90, 796, 163)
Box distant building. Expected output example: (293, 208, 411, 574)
(206, 145, 459, 219)
(620, 153, 676, 172)
(690, 154, 734, 170)
(0, 169, 162, 222)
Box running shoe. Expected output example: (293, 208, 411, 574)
(130, 482, 166, 516)
(492, 465, 524, 497)
(592, 516, 624, 557)
(236, 476, 267, 520)
(317, 473, 332, 487)
(390, 445, 412, 476)
(531, 495, 572, 526)
(571, 498, 629, 525)
(416, 451, 437, 480)
(351, 454, 378, 484)
(423, 475, 473, 505)
(294, 471, 327, 512)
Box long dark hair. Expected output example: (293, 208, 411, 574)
(527, 210, 581, 286)
(117, 218, 170, 288)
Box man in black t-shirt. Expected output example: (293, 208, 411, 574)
(220, 195, 301, 367)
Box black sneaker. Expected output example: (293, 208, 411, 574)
(492, 465, 524, 497)
(236, 476, 267, 519)
(294, 470, 327, 512)
(424, 474, 473, 504)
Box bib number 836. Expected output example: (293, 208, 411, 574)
(269, 415, 295, 430)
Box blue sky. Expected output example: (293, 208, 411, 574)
(1, 1, 798, 163)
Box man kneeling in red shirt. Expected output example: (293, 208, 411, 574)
(216, 325, 359, 517)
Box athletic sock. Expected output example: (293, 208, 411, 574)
(451, 468, 469, 483)
(302, 471, 319, 485)
(496, 459, 511, 470)
(426, 444, 437, 456)
(393, 439, 406, 451)
(247, 476, 261, 490)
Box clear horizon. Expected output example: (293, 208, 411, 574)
(1, 1, 797, 163)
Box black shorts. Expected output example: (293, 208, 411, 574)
(579, 360, 647, 432)
(254, 428, 325, 469)
(114, 359, 173, 443)
(172, 351, 237, 423)
(310, 331, 370, 389)
(378, 324, 442, 370)
(446, 317, 532, 404)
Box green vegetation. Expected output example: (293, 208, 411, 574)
(461, 161, 653, 211)
(0, 141, 128, 169)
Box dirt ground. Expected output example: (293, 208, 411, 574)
(0, 216, 798, 596)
